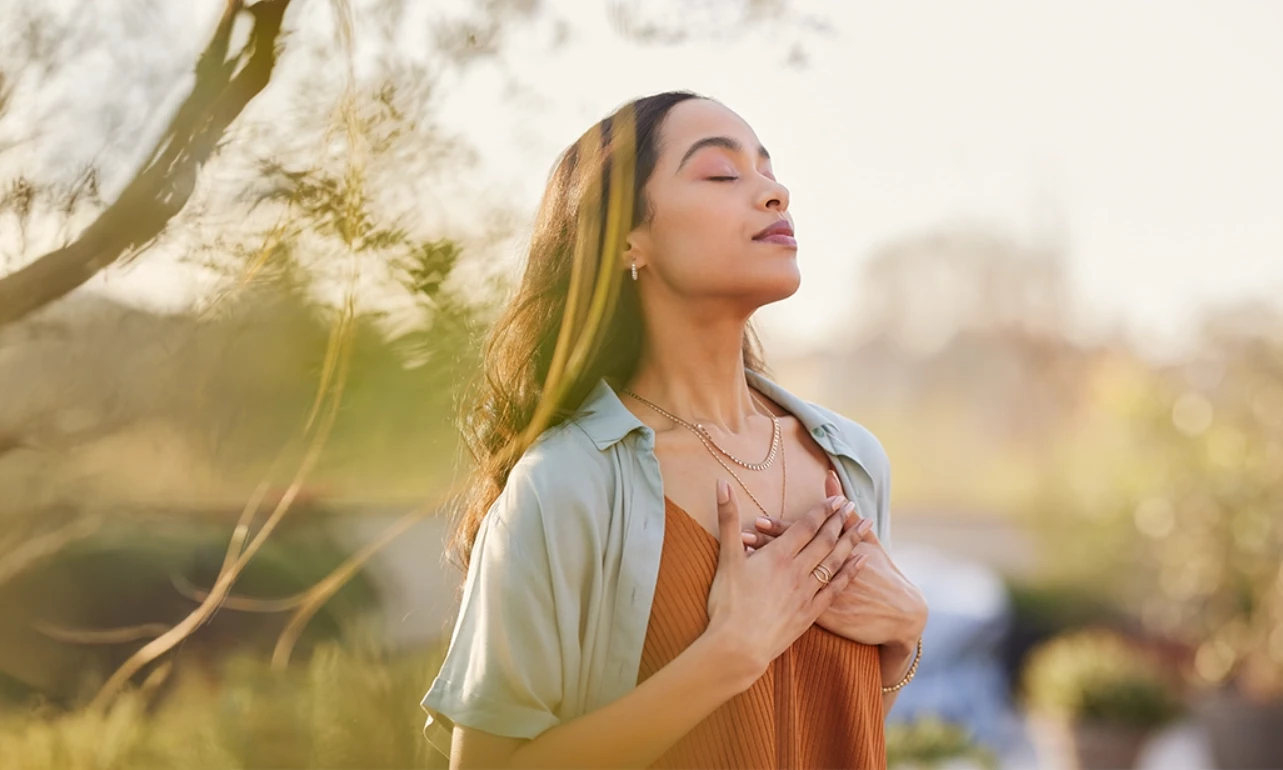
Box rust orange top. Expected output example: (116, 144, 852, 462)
(636, 497, 887, 770)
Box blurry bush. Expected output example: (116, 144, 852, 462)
(1020, 628, 1185, 770)
(0, 496, 379, 712)
(1021, 627, 1185, 730)
(887, 714, 998, 770)
(0, 636, 446, 769)
(998, 578, 1132, 701)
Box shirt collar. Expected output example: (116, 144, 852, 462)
(570, 369, 862, 472)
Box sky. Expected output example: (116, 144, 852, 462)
(21, 0, 1283, 355)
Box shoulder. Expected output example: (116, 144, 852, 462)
(807, 401, 891, 483)
(489, 420, 615, 534)
(510, 420, 615, 494)
(805, 400, 889, 462)
(803, 400, 895, 548)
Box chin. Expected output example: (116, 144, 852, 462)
(747, 264, 802, 306)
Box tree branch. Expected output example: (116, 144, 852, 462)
(0, 0, 292, 328)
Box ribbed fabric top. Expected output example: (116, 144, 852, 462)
(636, 497, 887, 770)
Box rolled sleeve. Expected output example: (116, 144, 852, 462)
(420, 466, 565, 752)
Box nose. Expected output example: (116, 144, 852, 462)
(758, 175, 790, 212)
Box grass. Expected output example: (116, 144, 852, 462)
(0, 638, 449, 770)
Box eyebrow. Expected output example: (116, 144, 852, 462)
(676, 136, 771, 171)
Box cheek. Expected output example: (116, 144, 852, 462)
(653, 194, 741, 261)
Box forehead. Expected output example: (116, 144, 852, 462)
(656, 99, 761, 164)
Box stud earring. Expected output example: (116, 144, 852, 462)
(631, 261, 638, 281)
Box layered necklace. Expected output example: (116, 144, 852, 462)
(621, 387, 786, 520)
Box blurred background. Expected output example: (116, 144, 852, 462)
(1, 1, 1281, 768)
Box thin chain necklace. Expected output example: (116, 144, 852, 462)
(622, 389, 780, 471)
(621, 389, 787, 520)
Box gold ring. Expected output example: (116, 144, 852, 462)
(812, 564, 833, 584)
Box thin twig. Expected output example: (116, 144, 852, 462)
(169, 571, 306, 612)
(272, 502, 433, 669)
(32, 620, 172, 645)
(88, 298, 354, 711)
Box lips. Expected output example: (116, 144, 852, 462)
(753, 219, 797, 247)
(753, 220, 794, 239)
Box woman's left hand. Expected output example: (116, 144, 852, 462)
(743, 471, 928, 650)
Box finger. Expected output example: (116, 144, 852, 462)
(825, 468, 842, 499)
(836, 505, 877, 541)
(753, 515, 789, 537)
(851, 515, 879, 546)
(756, 497, 839, 536)
(773, 495, 845, 556)
(836, 499, 860, 532)
(812, 552, 870, 610)
(842, 516, 874, 545)
(797, 501, 847, 572)
(741, 529, 775, 549)
(808, 528, 859, 593)
(826, 511, 865, 569)
(715, 479, 745, 568)
(824, 471, 853, 530)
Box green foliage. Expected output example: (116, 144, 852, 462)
(1005, 579, 1126, 636)
(886, 715, 998, 770)
(0, 507, 383, 711)
(999, 577, 1131, 701)
(1021, 628, 1185, 729)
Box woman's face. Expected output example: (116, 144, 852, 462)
(628, 99, 799, 310)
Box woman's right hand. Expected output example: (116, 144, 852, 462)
(703, 479, 868, 687)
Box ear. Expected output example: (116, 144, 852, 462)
(622, 227, 647, 272)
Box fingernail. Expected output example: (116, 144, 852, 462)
(740, 531, 755, 545)
(842, 501, 856, 519)
(717, 479, 729, 503)
(829, 496, 845, 512)
(756, 516, 771, 529)
(858, 518, 873, 535)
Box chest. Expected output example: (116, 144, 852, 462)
(634, 499, 887, 769)
(654, 416, 840, 543)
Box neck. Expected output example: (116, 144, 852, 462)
(624, 302, 761, 433)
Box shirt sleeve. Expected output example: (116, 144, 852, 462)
(420, 465, 564, 753)
(876, 444, 892, 554)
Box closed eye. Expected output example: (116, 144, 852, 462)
(707, 176, 739, 182)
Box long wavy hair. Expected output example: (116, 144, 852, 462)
(447, 91, 769, 572)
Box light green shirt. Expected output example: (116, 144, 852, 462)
(420, 369, 892, 757)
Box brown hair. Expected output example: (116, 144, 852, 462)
(446, 91, 769, 572)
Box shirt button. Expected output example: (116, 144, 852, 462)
(811, 427, 824, 438)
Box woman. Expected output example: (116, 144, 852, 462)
(421, 90, 928, 769)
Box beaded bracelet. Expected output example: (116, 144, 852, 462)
(881, 637, 923, 694)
